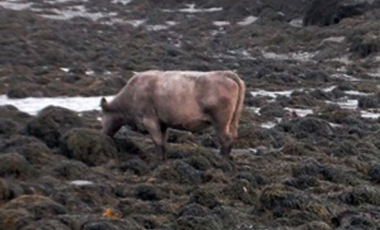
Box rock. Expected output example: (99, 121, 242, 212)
(20, 219, 71, 230)
(293, 159, 322, 177)
(2, 195, 66, 219)
(368, 163, 380, 183)
(211, 206, 245, 230)
(258, 184, 307, 212)
(0, 118, 19, 136)
(188, 188, 220, 209)
(259, 102, 286, 118)
(0, 208, 34, 230)
(302, 70, 331, 82)
(25, 106, 84, 148)
(59, 128, 118, 166)
(50, 160, 93, 180)
(222, 178, 257, 204)
(332, 210, 375, 230)
(358, 95, 380, 109)
(284, 176, 320, 190)
(7, 83, 47, 98)
(0, 135, 57, 167)
(0, 178, 12, 201)
(339, 186, 380, 206)
(297, 221, 332, 230)
(113, 137, 145, 157)
(0, 105, 32, 124)
(185, 155, 212, 171)
(82, 221, 120, 230)
(155, 160, 202, 184)
(303, 0, 371, 27)
(178, 203, 210, 217)
(277, 117, 334, 140)
(121, 157, 149, 176)
(236, 126, 285, 149)
(134, 184, 161, 201)
(175, 215, 222, 230)
(349, 34, 380, 58)
(0, 152, 35, 179)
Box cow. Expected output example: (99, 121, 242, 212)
(100, 70, 245, 165)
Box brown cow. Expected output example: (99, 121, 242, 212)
(100, 70, 245, 163)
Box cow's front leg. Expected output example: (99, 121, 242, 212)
(142, 117, 167, 163)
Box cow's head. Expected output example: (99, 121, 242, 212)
(100, 97, 124, 137)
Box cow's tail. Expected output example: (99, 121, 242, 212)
(226, 71, 246, 139)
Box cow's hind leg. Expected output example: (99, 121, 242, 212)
(142, 117, 168, 163)
(211, 105, 236, 170)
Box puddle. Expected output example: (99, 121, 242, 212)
(330, 73, 359, 81)
(111, 0, 132, 5)
(288, 18, 303, 27)
(161, 3, 222, 13)
(0, 0, 33, 10)
(69, 180, 94, 186)
(41, 5, 118, 21)
(213, 21, 230, 26)
(284, 107, 314, 117)
(261, 50, 318, 62)
(237, 16, 258, 26)
(0, 95, 115, 116)
(250, 89, 294, 98)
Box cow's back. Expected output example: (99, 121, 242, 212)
(129, 71, 240, 128)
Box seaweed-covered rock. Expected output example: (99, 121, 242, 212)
(2, 195, 66, 219)
(349, 35, 380, 58)
(0, 105, 32, 124)
(155, 160, 202, 184)
(7, 82, 47, 98)
(277, 117, 334, 140)
(121, 157, 149, 176)
(178, 203, 210, 217)
(188, 188, 220, 209)
(0, 118, 19, 136)
(134, 184, 162, 201)
(293, 159, 323, 178)
(59, 128, 117, 166)
(303, 0, 371, 27)
(50, 160, 93, 180)
(338, 186, 380, 206)
(175, 215, 222, 230)
(332, 210, 375, 230)
(0, 208, 33, 230)
(0, 152, 35, 179)
(358, 95, 380, 109)
(222, 178, 257, 204)
(284, 176, 320, 190)
(20, 219, 71, 230)
(368, 163, 380, 183)
(25, 106, 84, 148)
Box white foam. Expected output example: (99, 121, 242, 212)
(0, 95, 115, 116)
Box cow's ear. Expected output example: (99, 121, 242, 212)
(100, 97, 110, 111)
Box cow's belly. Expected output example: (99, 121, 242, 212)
(170, 118, 212, 132)
(156, 104, 212, 132)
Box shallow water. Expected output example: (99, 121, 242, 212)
(0, 95, 114, 115)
